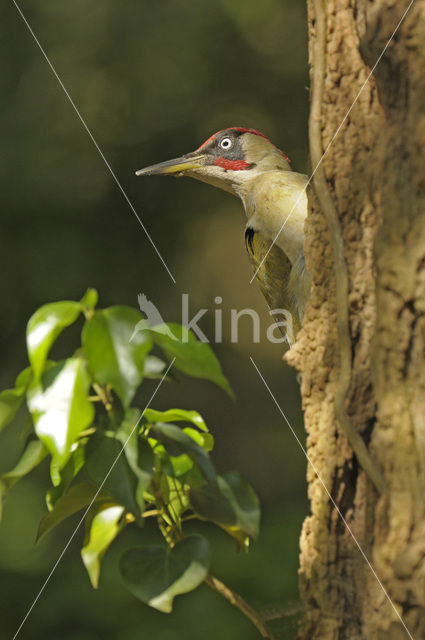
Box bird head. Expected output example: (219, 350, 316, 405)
(136, 127, 291, 195)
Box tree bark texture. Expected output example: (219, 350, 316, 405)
(286, 1, 425, 638)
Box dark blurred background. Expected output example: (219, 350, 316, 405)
(0, 1, 309, 638)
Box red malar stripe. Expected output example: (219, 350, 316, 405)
(213, 157, 251, 171)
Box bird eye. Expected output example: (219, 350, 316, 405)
(220, 137, 232, 150)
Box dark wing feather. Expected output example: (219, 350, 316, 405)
(245, 227, 300, 342)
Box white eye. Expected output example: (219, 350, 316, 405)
(220, 137, 232, 150)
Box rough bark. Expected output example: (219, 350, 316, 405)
(286, 1, 425, 638)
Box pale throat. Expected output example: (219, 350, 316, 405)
(187, 163, 306, 265)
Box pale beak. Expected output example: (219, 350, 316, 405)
(135, 153, 207, 177)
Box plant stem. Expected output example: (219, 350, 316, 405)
(205, 574, 274, 640)
(142, 509, 161, 518)
(93, 382, 115, 422)
(259, 601, 304, 620)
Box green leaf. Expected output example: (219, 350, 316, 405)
(85, 434, 140, 519)
(146, 436, 190, 478)
(1, 440, 47, 492)
(116, 409, 154, 511)
(143, 356, 167, 379)
(156, 443, 194, 478)
(27, 358, 95, 469)
(46, 442, 87, 510)
(169, 453, 194, 477)
(0, 395, 25, 436)
(0, 390, 24, 433)
(0, 368, 32, 432)
(190, 472, 260, 540)
(50, 458, 62, 487)
(165, 475, 190, 520)
(182, 428, 214, 452)
(80, 288, 98, 310)
(16, 367, 33, 391)
(37, 482, 104, 541)
(82, 307, 153, 408)
(81, 503, 125, 588)
(27, 301, 82, 379)
(151, 428, 213, 474)
(149, 324, 233, 397)
(143, 356, 180, 383)
(120, 535, 210, 612)
(218, 472, 260, 540)
(190, 483, 236, 527)
(143, 408, 208, 432)
(184, 464, 207, 490)
(150, 422, 217, 486)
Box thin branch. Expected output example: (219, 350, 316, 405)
(205, 574, 275, 640)
(309, 0, 385, 494)
(259, 601, 304, 621)
(142, 509, 161, 518)
(92, 383, 114, 415)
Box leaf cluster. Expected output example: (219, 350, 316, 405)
(0, 290, 259, 613)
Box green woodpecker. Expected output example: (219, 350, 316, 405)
(136, 127, 311, 342)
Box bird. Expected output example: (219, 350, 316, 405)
(136, 127, 311, 344)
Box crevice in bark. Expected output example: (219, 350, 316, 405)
(401, 306, 418, 379)
(330, 457, 358, 533)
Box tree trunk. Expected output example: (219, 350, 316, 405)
(286, 1, 425, 638)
